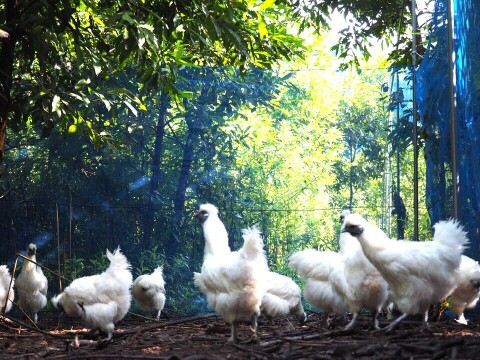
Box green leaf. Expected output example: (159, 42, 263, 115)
(259, 0, 276, 11)
(52, 95, 62, 115)
(94, 91, 111, 111)
(124, 100, 138, 116)
(258, 15, 268, 39)
(75, 78, 91, 89)
(122, 12, 136, 24)
(94, 63, 102, 76)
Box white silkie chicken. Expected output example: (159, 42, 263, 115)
(193, 203, 269, 343)
(261, 271, 306, 324)
(16, 244, 48, 323)
(289, 210, 389, 330)
(448, 255, 480, 325)
(342, 213, 468, 332)
(132, 266, 166, 320)
(337, 210, 389, 330)
(289, 248, 349, 322)
(0, 265, 15, 313)
(51, 247, 133, 341)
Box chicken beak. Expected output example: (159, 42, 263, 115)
(195, 210, 209, 224)
(342, 225, 364, 236)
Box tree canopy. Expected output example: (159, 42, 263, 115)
(0, 0, 430, 177)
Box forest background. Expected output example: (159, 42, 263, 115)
(0, 0, 451, 316)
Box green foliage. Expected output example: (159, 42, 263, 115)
(63, 256, 87, 281)
(87, 251, 109, 275)
(135, 245, 166, 278)
(163, 254, 207, 316)
(0, 21, 432, 317)
(1, 0, 307, 158)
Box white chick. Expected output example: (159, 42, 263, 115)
(0, 265, 15, 313)
(51, 247, 132, 341)
(261, 271, 306, 324)
(132, 266, 166, 320)
(342, 214, 468, 332)
(193, 203, 269, 343)
(16, 243, 48, 323)
(338, 210, 389, 330)
(448, 255, 480, 325)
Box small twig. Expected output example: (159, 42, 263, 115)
(0, 313, 70, 339)
(260, 329, 354, 348)
(119, 313, 217, 336)
(15, 253, 70, 283)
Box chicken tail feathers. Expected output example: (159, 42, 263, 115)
(433, 219, 469, 253)
(240, 225, 265, 260)
(51, 293, 63, 310)
(106, 247, 132, 273)
(0, 265, 11, 281)
(193, 272, 206, 292)
(289, 249, 334, 279)
(152, 266, 164, 276)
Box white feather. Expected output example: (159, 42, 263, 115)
(289, 248, 349, 315)
(261, 272, 305, 323)
(0, 265, 14, 313)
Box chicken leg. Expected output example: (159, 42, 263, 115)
(228, 322, 238, 343)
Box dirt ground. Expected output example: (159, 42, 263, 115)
(1, 311, 480, 359)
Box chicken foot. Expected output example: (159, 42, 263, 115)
(249, 313, 259, 342)
(382, 313, 408, 332)
(343, 313, 358, 330)
(228, 322, 238, 343)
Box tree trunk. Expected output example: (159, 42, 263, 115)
(143, 94, 170, 250)
(166, 123, 198, 259)
(166, 89, 210, 259)
(0, 0, 18, 178)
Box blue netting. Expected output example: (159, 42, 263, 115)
(416, 0, 480, 258)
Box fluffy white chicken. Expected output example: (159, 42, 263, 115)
(51, 247, 133, 341)
(289, 248, 349, 321)
(337, 210, 389, 330)
(448, 255, 480, 325)
(16, 244, 48, 323)
(289, 210, 388, 330)
(193, 203, 269, 343)
(342, 213, 468, 331)
(132, 266, 166, 320)
(0, 265, 14, 313)
(261, 271, 306, 324)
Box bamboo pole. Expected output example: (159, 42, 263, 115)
(412, 0, 419, 240)
(56, 204, 63, 292)
(447, 0, 459, 219)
